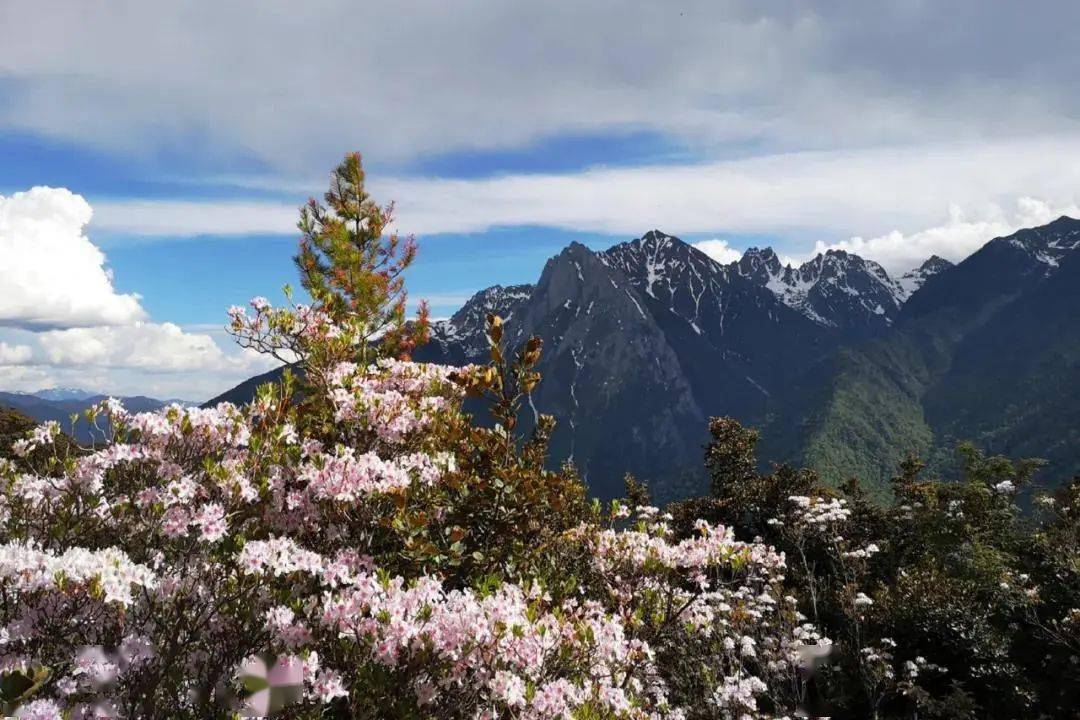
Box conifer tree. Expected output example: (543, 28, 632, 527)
(295, 151, 429, 362)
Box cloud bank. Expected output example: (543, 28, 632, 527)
(88, 137, 1080, 274)
(810, 198, 1080, 273)
(2, 2, 1080, 172)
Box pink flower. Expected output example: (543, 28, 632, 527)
(16, 699, 63, 719)
(193, 503, 227, 543)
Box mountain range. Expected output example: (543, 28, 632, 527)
(207, 217, 1080, 500)
(0, 390, 195, 443)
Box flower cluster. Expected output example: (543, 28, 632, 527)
(0, 541, 154, 606)
(327, 358, 462, 443)
(787, 495, 852, 528)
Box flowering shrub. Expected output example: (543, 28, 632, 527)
(0, 154, 814, 719)
(0, 353, 813, 718)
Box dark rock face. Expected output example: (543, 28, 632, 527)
(417, 231, 841, 498)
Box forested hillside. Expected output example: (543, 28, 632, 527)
(802, 217, 1080, 497)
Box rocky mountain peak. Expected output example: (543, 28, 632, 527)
(999, 215, 1080, 270)
(426, 283, 533, 363)
(735, 247, 784, 283)
(896, 255, 955, 301)
(448, 284, 533, 326)
(731, 246, 905, 332)
(598, 231, 730, 316)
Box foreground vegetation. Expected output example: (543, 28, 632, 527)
(668, 420, 1080, 718)
(1, 154, 1077, 718)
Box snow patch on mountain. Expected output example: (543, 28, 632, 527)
(896, 256, 954, 301)
(1002, 216, 1080, 272)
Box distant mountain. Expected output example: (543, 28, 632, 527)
(30, 387, 98, 401)
(733, 247, 945, 336)
(207, 217, 1080, 500)
(0, 392, 193, 443)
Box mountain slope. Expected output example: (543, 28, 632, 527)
(800, 216, 1080, 494)
(495, 241, 709, 499)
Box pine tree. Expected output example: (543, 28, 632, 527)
(295, 152, 429, 361)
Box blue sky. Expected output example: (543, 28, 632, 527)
(0, 124, 795, 319)
(2, 2, 1080, 399)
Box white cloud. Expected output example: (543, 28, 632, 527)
(37, 322, 262, 372)
(92, 199, 300, 237)
(810, 198, 1080, 273)
(0, 342, 32, 365)
(0, 322, 280, 401)
(89, 137, 1080, 253)
(0, 188, 281, 400)
(692, 239, 742, 264)
(0, 187, 146, 329)
(378, 138, 1080, 238)
(0, 364, 51, 393)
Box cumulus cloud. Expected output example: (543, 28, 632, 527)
(0, 188, 280, 400)
(36, 322, 265, 373)
(692, 239, 742, 264)
(0, 187, 146, 329)
(810, 198, 1080, 274)
(0, 322, 279, 400)
(0, 364, 51, 392)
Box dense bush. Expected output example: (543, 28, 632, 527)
(670, 419, 1080, 719)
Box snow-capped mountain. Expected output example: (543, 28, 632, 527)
(813, 215, 1080, 496)
(598, 230, 734, 336)
(23, 387, 98, 401)
(414, 231, 845, 497)
(218, 221, 1080, 500)
(896, 256, 954, 301)
(733, 248, 917, 335)
(424, 284, 533, 364)
(1001, 215, 1080, 270)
